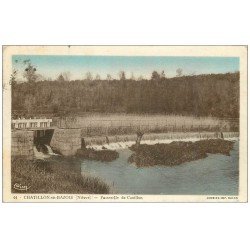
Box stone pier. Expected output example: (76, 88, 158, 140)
(50, 128, 81, 156)
(11, 130, 34, 159)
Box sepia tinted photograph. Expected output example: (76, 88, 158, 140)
(2, 46, 247, 202)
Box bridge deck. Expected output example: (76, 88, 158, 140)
(12, 126, 57, 131)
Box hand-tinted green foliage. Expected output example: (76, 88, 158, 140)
(12, 72, 239, 118)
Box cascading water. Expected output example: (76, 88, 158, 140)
(33, 146, 50, 159)
(86, 131, 239, 151)
(45, 145, 58, 155)
(33, 144, 58, 159)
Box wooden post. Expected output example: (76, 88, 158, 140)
(220, 132, 224, 139)
(81, 138, 86, 149)
(135, 131, 144, 149)
(106, 136, 110, 144)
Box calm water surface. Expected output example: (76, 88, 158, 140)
(81, 141, 239, 195)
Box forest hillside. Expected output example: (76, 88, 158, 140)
(12, 72, 239, 118)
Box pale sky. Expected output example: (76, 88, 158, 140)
(12, 55, 239, 80)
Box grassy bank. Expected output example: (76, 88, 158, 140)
(55, 114, 238, 136)
(128, 139, 235, 167)
(11, 157, 110, 194)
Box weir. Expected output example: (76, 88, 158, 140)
(84, 131, 239, 150)
(11, 117, 239, 158)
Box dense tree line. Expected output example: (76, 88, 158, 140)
(12, 72, 239, 118)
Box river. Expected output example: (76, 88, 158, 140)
(81, 140, 239, 195)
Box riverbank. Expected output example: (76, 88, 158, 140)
(128, 139, 235, 167)
(11, 156, 110, 194)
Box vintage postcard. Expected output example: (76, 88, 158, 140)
(2, 45, 248, 202)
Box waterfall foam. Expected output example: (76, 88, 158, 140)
(33, 145, 58, 159)
(85, 132, 239, 151)
(33, 146, 50, 159)
(45, 145, 58, 155)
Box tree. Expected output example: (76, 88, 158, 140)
(62, 71, 71, 81)
(137, 75, 144, 81)
(160, 70, 166, 79)
(36, 74, 45, 81)
(176, 68, 183, 77)
(57, 73, 65, 82)
(130, 72, 135, 80)
(4, 69, 17, 92)
(10, 59, 19, 86)
(85, 72, 93, 81)
(106, 74, 112, 80)
(10, 70, 18, 86)
(95, 74, 101, 80)
(135, 131, 144, 149)
(151, 71, 160, 81)
(119, 71, 126, 80)
(23, 60, 38, 83)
